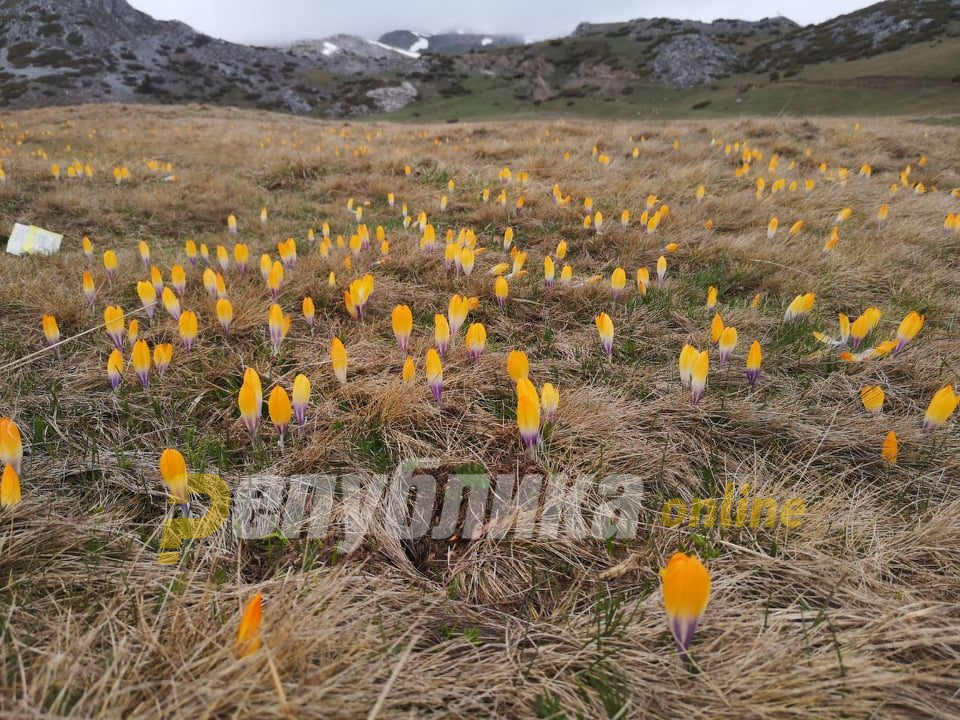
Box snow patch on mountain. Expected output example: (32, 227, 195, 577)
(408, 34, 431, 54)
(366, 39, 421, 58)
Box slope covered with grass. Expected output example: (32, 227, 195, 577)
(1, 104, 959, 718)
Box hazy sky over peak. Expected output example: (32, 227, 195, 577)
(127, 0, 875, 45)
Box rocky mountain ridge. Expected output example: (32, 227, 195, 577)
(1, 0, 957, 116)
(0, 0, 419, 114)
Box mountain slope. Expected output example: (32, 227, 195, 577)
(749, 0, 960, 73)
(0, 0, 318, 111)
(285, 34, 425, 75)
(391, 0, 960, 119)
(0, 0, 957, 119)
(445, 16, 802, 95)
(0, 0, 421, 114)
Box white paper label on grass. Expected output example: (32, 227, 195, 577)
(6, 223, 63, 256)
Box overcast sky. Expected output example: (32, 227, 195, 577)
(127, 0, 874, 45)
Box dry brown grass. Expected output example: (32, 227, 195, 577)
(1, 103, 960, 718)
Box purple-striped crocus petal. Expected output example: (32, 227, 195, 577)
(242, 416, 260, 437)
(669, 614, 701, 662)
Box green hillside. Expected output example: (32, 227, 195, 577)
(385, 37, 960, 122)
(382, 0, 960, 122)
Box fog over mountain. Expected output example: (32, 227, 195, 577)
(127, 0, 876, 45)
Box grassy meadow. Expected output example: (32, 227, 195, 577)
(1, 103, 960, 718)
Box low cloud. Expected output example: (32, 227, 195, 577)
(128, 0, 874, 45)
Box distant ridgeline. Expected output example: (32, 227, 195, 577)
(0, 0, 957, 117)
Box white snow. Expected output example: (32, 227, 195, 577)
(322, 41, 340, 56)
(408, 36, 429, 54)
(481, 37, 493, 46)
(366, 39, 422, 58)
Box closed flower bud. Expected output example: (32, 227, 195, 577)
(540, 383, 559, 422)
(162, 287, 181, 321)
(1, 464, 21, 508)
(425, 348, 443, 402)
(434, 314, 450, 356)
(41, 314, 60, 347)
(860, 385, 885, 416)
(107, 349, 124, 391)
(153, 343, 173, 377)
(506, 350, 529, 382)
(691, 350, 709, 404)
(132, 339, 151, 388)
(611, 267, 626, 297)
(217, 298, 233, 333)
(159, 448, 189, 506)
(465, 322, 486, 361)
(882, 430, 898, 464)
(178, 310, 198, 350)
(235, 593, 263, 658)
(495, 276, 509, 310)
(303, 297, 315, 328)
(292, 374, 311, 426)
(170, 264, 186, 294)
(595, 312, 614, 356)
(0, 418, 23, 475)
(103, 249, 118, 278)
(331, 337, 348, 384)
(401, 356, 416, 382)
(103, 306, 125, 349)
(923, 385, 959, 431)
(268, 385, 292, 441)
(660, 552, 711, 662)
(137, 281, 157, 318)
(718, 326, 738, 365)
(746, 340, 762, 387)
